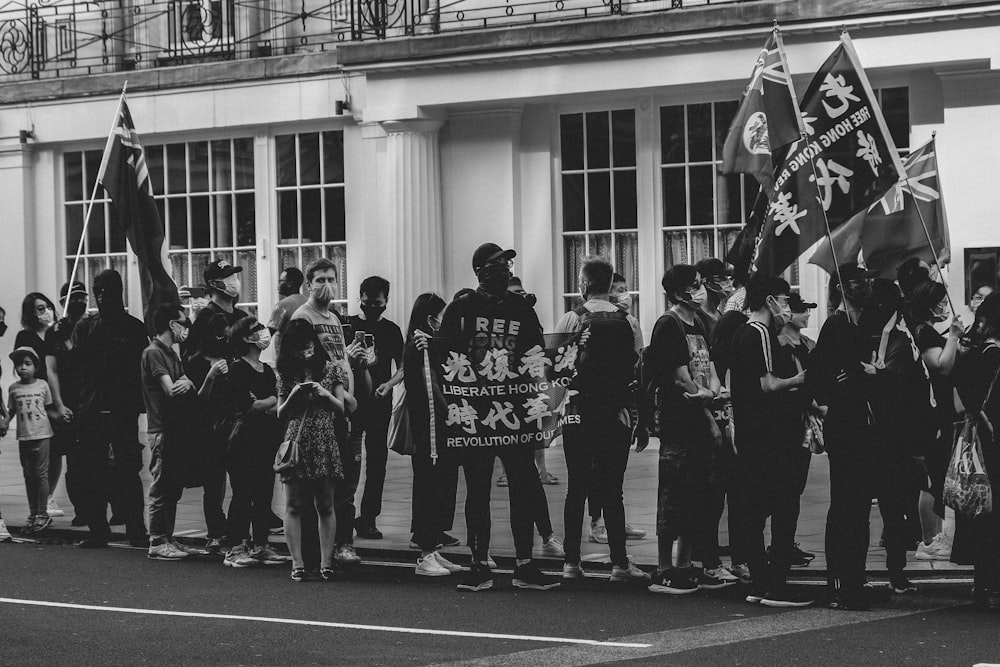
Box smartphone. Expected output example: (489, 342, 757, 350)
(355, 331, 366, 346)
(180, 285, 207, 299)
(364, 333, 375, 349)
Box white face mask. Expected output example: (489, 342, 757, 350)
(213, 276, 241, 299)
(37, 309, 54, 327)
(769, 296, 792, 327)
(681, 286, 707, 309)
(612, 292, 633, 313)
(251, 329, 271, 351)
(170, 321, 189, 344)
(312, 282, 337, 303)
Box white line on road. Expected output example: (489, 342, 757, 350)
(0, 597, 651, 648)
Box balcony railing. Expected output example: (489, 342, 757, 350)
(0, 0, 749, 82)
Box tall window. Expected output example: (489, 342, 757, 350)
(275, 131, 348, 314)
(559, 110, 639, 318)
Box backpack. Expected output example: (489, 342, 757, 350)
(573, 306, 638, 406)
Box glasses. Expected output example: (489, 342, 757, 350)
(484, 259, 514, 270)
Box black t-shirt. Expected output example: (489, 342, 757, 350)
(913, 322, 955, 428)
(648, 310, 711, 415)
(348, 315, 404, 388)
(711, 311, 749, 385)
(49, 317, 84, 410)
(183, 300, 249, 382)
(72, 310, 149, 416)
(730, 320, 788, 447)
(14, 329, 51, 382)
(438, 289, 544, 364)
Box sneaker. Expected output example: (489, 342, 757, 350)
(249, 544, 291, 565)
(431, 551, 463, 573)
(171, 539, 208, 556)
(290, 568, 308, 582)
(730, 562, 752, 584)
(698, 567, 738, 590)
(611, 561, 651, 584)
(335, 544, 362, 565)
(541, 535, 565, 557)
(204, 538, 225, 555)
(589, 524, 608, 544)
(562, 562, 586, 580)
(0, 519, 12, 542)
(46, 497, 65, 518)
(496, 474, 508, 488)
(416, 553, 451, 577)
(915, 535, 950, 561)
(891, 576, 917, 594)
(223, 544, 257, 568)
(71, 516, 87, 527)
(20, 516, 36, 534)
(438, 532, 461, 547)
(624, 523, 647, 540)
(793, 542, 816, 561)
(487, 554, 498, 569)
(745, 584, 767, 604)
(649, 569, 698, 595)
(828, 589, 871, 611)
(512, 563, 561, 590)
(148, 541, 190, 560)
(30, 516, 52, 533)
(539, 471, 559, 485)
(760, 585, 815, 608)
(356, 524, 383, 540)
(456, 563, 494, 591)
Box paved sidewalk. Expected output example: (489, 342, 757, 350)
(0, 426, 968, 574)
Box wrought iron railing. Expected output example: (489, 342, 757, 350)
(0, 0, 750, 81)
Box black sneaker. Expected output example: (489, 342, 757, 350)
(891, 576, 917, 594)
(356, 525, 383, 540)
(828, 588, 871, 611)
(71, 516, 88, 527)
(457, 563, 494, 592)
(745, 583, 768, 604)
(512, 563, 561, 591)
(438, 532, 461, 547)
(760, 585, 815, 608)
(648, 569, 698, 595)
(793, 543, 816, 561)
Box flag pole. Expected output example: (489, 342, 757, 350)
(65, 81, 129, 317)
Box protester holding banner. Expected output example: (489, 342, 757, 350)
(555, 256, 648, 584)
(645, 265, 724, 594)
(439, 242, 560, 592)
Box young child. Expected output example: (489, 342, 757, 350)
(7, 347, 56, 534)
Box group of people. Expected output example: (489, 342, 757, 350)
(1, 244, 998, 609)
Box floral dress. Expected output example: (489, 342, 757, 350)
(277, 361, 347, 483)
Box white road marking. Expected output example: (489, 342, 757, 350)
(0, 597, 651, 648)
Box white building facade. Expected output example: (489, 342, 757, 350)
(1, 0, 998, 358)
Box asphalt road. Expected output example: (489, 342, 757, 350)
(1, 541, 997, 666)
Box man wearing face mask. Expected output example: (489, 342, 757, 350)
(729, 273, 813, 608)
(440, 243, 560, 592)
(71, 269, 150, 548)
(694, 258, 735, 340)
(184, 259, 248, 368)
(348, 276, 404, 540)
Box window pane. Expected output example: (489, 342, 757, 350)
(612, 110, 636, 168)
(560, 113, 584, 171)
(691, 230, 714, 265)
(88, 205, 107, 254)
(188, 141, 209, 193)
(299, 132, 321, 186)
(688, 103, 712, 163)
(65, 153, 83, 202)
(662, 167, 686, 228)
(714, 100, 739, 161)
(720, 228, 741, 264)
(586, 112, 610, 169)
(613, 170, 637, 230)
(86, 257, 107, 292)
(236, 249, 258, 303)
(323, 131, 345, 184)
(881, 87, 910, 151)
(214, 194, 233, 247)
(168, 198, 189, 248)
(327, 244, 348, 300)
(84, 150, 102, 200)
(660, 106, 685, 164)
(171, 252, 190, 288)
(689, 165, 714, 226)
(278, 191, 298, 242)
(66, 205, 84, 255)
(191, 251, 213, 287)
(716, 173, 742, 226)
(211, 140, 232, 191)
(563, 236, 585, 293)
(562, 174, 585, 232)
(235, 194, 255, 246)
(147, 145, 165, 196)
(166, 143, 187, 194)
(325, 188, 346, 242)
(279, 248, 299, 275)
(614, 232, 639, 290)
(233, 138, 254, 190)
(588, 172, 611, 231)
(301, 189, 322, 243)
(191, 196, 211, 248)
(664, 231, 688, 268)
(276, 135, 296, 187)
(591, 233, 612, 261)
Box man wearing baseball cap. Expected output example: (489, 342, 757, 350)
(439, 242, 560, 592)
(183, 258, 247, 366)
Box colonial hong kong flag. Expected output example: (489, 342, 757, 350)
(96, 95, 179, 326)
(721, 28, 805, 198)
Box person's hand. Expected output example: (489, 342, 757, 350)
(56, 405, 73, 423)
(717, 386, 731, 401)
(414, 330, 430, 351)
(346, 341, 367, 365)
(632, 423, 650, 452)
(683, 387, 715, 404)
(375, 382, 392, 399)
(792, 369, 807, 386)
(365, 348, 377, 367)
(207, 359, 229, 380)
(949, 317, 964, 340)
(172, 377, 195, 396)
(860, 362, 877, 376)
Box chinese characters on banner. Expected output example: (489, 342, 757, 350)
(752, 33, 906, 275)
(425, 334, 582, 450)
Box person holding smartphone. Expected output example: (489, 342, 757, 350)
(348, 276, 404, 540)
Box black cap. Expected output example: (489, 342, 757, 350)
(472, 243, 516, 272)
(60, 281, 87, 300)
(695, 257, 733, 281)
(831, 262, 878, 286)
(788, 292, 817, 313)
(204, 258, 243, 282)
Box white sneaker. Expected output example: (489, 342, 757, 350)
(562, 562, 586, 579)
(915, 535, 950, 561)
(46, 497, 65, 518)
(148, 541, 190, 560)
(415, 553, 451, 576)
(611, 561, 651, 583)
(704, 566, 740, 584)
(541, 535, 565, 557)
(589, 524, 608, 544)
(0, 519, 11, 542)
(730, 563, 752, 584)
(431, 551, 463, 573)
(487, 554, 498, 569)
(624, 523, 647, 540)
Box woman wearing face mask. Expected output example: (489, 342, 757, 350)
(220, 316, 289, 568)
(905, 281, 964, 562)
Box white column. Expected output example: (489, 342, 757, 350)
(0, 137, 34, 363)
(380, 119, 446, 322)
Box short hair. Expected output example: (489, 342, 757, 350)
(360, 275, 390, 300)
(612, 272, 626, 286)
(280, 267, 304, 290)
(579, 256, 614, 297)
(661, 265, 699, 305)
(305, 257, 339, 283)
(20, 292, 56, 330)
(746, 273, 791, 311)
(153, 303, 184, 334)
